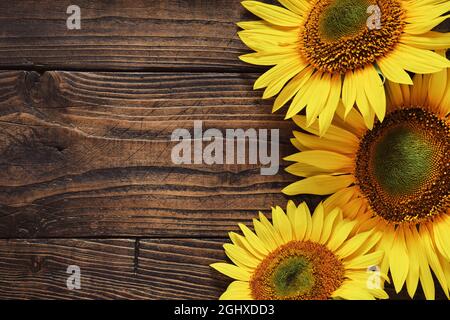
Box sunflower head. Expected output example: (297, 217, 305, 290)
(282, 68, 450, 299)
(211, 201, 387, 300)
(239, 0, 450, 134)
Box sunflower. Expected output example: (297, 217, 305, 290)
(211, 201, 388, 300)
(238, 0, 450, 134)
(282, 67, 450, 299)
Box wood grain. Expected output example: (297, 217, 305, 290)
(0, 238, 228, 299)
(0, 0, 262, 71)
(0, 238, 446, 300)
(0, 70, 308, 238)
(0, 0, 446, 71)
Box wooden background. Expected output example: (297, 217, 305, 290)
(0, 0, 447, 299)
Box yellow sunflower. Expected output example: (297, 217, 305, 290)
(238, 0, 450, 134)
(211, 201, 388, 300)
(283, 68, 450, 299)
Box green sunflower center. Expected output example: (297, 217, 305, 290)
(356, 108, 450, 224)
(373, 126, 435, 196)
(272, 256, 314, 297)
(250, 241, 344, 300)
(319, 0, 370, 41)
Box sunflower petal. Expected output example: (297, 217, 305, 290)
(242, 1, 302, 27)
(282, 174, 354, 196)
(389, 227, 409, 293)
(211, 263, 251, 281)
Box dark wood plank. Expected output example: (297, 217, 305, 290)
(0, 238, 445, 300)
(138, 239, 229, 299)
(0, 0, 447, 71)
(0, 70, 305, 238)
(0, 0, 260, 71)
(0, 238, 228, 299)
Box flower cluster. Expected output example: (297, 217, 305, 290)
(211, 0, 449, 300)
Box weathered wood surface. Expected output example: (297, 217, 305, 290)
(0, 239, 446, 300)
(0, 70, 302, 238)
(0, 239, 228, 299)
(0, 0, 263, 71)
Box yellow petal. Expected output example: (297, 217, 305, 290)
(428, 67, 447, 109)
(410, 73, 426, 106)
(386, 44, 450, 74)
(389, 227, 409, 293)
(285, 72, 319, 118)
(224, 243, 260, 269)
(323, 187, 357, 212)
(285, 162, 328, 177)
(272, 206, 293, 243)
(293, 202, 312, 241)
(319, 207, 341, 245)
(286, 200, 297, 226)
(263, 59, 308, 99)
(229, 231, 264, 260)
(319, 73, 342, 136)
(331, 283, 376, 300)
(238, 223, 269, 256)
(282, 174, 354, 196)
(342, 70, 357, 116)
(278, 0, 310, 15)
(237, 20, 271, 30)
(327, 219, 357, 252)
(404, 14, 450, 35)
(336, 231, 373, 259)
(344, 251, 384, 270)
(362, 64, 386, 122)
(309, 203, 324, 243)
(240, 51, 298, 66)
(334, 102, 367, 136)
(422, 224, 450, 296)
(253, 219, 277, 252)
(238, 30, 298, 52)
(258, 212, 284, 246)
(417, 226, 436, 300)
(273, 67, 314, 112)
(241, 1, 302, 27)
(438, 254, 450, 299)
(220, 281, 252, 300)
(284, 150, 354, 172)
(211, 263, 251, 281)
(305, 72, 331, 126)
(405, 226, 421, 298)
(292, 130, 357, 155)
(355, 69, 375, 129)
(254, 57, 303, 90)
(377, 56, 413, 85)
(293, 115, 360, 145)
(386, 80, 404, 107)
(401, 31, 450, 50)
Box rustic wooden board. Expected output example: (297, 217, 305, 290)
(0, 0, 264, 71)
(0, 239, 445, 300)
(0, 70, 306, 238)
(0, 238, 228, 299)
(0, 0, 446, 72)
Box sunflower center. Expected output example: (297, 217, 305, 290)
(356, 108, 450, 224)
(373, 126, 435, 195)
(319, 0, 370, 41)
(272, 256, 314, 297)
(250, 241, 344, 300)
(301, 0, 405, 73)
